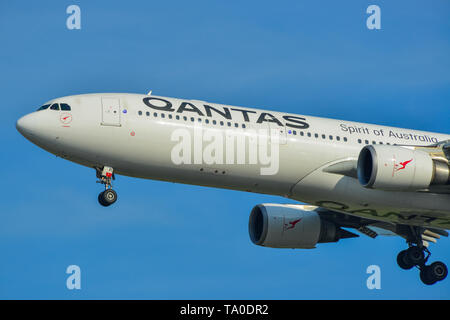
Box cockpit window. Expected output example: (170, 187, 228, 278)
(60, 103, 71, 111)
(50, 103, 60, 110)
(37, 104, 50, 111)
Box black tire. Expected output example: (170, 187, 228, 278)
(406, 246, 425, 266)
(101, 189, 117, 206)
(428, 261, 448, 282)
(420, 266, 437, 285)
(98, 191, 109, 207)
(397, 250, 414, 270)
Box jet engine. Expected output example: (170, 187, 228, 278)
(357, 145, 450, 191)
(248, 204, 357, 249)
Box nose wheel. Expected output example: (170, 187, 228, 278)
(98, 189, 118, 207)
(96, 166, 118, 207)
(396, 227, 448, 285)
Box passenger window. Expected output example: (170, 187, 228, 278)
(234, 123, 238, 128)
(60, 103, 71, 111)
(161, 114, 165, 118)
(37, 104, 50, 111)
(154, 112, 158, 117)
(138, 111, 142, 115)
(146, 112, 150, 116)
(50, 103, 60, 111)
(343, 137, 348, 142)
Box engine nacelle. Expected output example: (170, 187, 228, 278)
(357, 145, 450, 191)
(248, 204, 352, 249)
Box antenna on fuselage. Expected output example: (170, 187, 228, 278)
(147, 90, 152, 95)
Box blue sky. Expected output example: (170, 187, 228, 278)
(0, 0, 449, 299)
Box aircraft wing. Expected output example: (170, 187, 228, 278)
(316, 207, 449, 247)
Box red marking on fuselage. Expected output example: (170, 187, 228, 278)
(60, 113, 72, 124)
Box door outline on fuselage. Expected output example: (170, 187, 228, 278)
(101, 97, 121, 127)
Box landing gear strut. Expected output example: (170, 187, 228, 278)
(96, 166, 118, 207)
(396, 226, 447, 285)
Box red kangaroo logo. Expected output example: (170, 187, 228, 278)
(284, 218, 302, 231)
(60, 113, 72, 124)
(395, 159, 413, 172)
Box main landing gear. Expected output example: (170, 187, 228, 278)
(96, 166, 118, 207)
(396, 227, 448, 285)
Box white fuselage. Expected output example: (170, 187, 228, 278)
(16, 93, 450, 229)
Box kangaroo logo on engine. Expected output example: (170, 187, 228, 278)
(393, 158, 413, 177)
(395, 159, 413, 172)
(283, 218, 302, 231)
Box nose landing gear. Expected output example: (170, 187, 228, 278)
(96, 166, 118, 207)
(396, 226, 448, 285)
(98, 188, 118, 207)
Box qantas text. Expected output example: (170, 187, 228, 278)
(143, 97, 310, 129)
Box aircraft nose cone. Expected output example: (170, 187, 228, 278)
(16, 114, 33, 137)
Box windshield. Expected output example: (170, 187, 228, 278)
(37, 104, 50, 111)
(60, 103, 71, 111)
(36, 102, 72, 111)
(50, 103, 60, 110)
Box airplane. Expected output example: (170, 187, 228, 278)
(16, 92, 450, 286)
